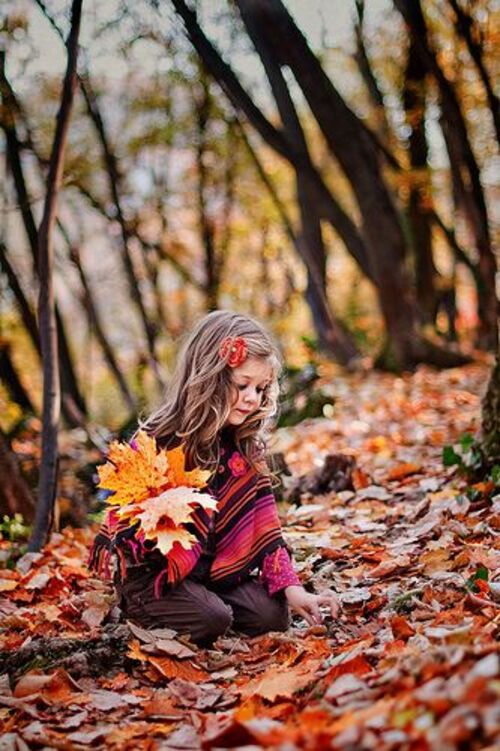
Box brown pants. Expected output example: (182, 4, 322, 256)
(116, 565, 290, 645)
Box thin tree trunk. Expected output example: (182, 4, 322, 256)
(193, 70, 218, 310)
(59, 228, 137, 414)
(33, 0, 165, 388)
(447, 0, 500, 146)
(429, 210, 483, 296)
(403, 34, 437, 324)
(219, 120, 237, 278)
(0, 54, 86, 425)
(353, 0, 392, 147)
(75, 182, 196, 286)
(0, 241, 40, 354)
(481, 352, 500, 464)
(395, 0, 498, 349)
(29, 0, 82, 552)
(0, 428, 36, 521)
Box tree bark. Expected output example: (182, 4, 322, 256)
(403, 34, 437, 325)
(447, 0, 500, 146)
(34, 0, 165, 389)
(29, 0, 82, 552)
(0, 54, 87, 426)
(395, 0, 498, 350)
(0, 428, 36, 521)
(236, 0, 418, 368)
(237, 2, 358, 364)
(481, 352, 500, 464)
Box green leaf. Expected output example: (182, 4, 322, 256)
(465, 566, 489, 593)
(443, 445, 461, 467)
(491, 465, 500, 485)
(459, 433, 475, 452)
(473, 566, 489, 581)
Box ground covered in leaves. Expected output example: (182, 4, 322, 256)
(1, 362, 499, 750)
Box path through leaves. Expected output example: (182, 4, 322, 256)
(1, 363, 499, 750)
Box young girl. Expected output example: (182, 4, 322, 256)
(89, 310, 339, 645)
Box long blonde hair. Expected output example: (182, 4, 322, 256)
(139, 310, 282, 469)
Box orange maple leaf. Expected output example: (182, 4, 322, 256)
(165, 444, 212, 488)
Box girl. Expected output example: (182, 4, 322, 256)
(89, 310, 339, 645)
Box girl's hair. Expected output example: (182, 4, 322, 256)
(139, 310, 282, 469)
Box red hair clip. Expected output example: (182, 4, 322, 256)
(219, 336, 248, 367)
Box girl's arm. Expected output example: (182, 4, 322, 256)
(260, 546, 301, 595)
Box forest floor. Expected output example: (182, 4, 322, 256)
(1, 360, 499, 750)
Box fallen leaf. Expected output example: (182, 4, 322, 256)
(239, 659, 323, 702)
(387, 463, 422, 481)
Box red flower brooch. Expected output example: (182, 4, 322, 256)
(219, 336, 248, 368)
(228, 451, 248, 477)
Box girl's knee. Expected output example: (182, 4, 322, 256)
(252, 599, 290, 634)
(266, 600, 290, 632)
(197, 601, 233, 644)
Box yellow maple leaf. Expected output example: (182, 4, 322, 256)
(166, 444, 212, 488)
(97, 430, 169, 506)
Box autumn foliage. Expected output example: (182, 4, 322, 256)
(0, 363, 498, 749)
(97, 431, 216, 556)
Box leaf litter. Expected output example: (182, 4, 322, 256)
(0, 362, 499, 750)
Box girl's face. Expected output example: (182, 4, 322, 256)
(226, 356, 273, 426)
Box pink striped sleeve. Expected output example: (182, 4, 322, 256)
(260, 546, 301, 596)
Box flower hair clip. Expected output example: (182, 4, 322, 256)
(219, 336, 248, 368)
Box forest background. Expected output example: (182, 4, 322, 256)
(0, 2, 499, 747)
(0, 0, 498, 533)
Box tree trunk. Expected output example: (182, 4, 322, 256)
(194, 70, 219, 311)
(236, 0, 418, 368)
(447, 0, 500, 146)
(29, 0, 82, 552)
(395, 0, 498, 350)
(170, 0, 372, 282)
(0, 241, 41, 354)
(33, 1, 165, 388)
(0, 428, 36, 521)
(231, 8, 359, 363)
(481, 352, 500, 464)
(403, 35, 437, 325)
(66, 239, 137, 414)
(0, 54, 87, 426)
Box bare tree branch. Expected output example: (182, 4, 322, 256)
(29, 0, 83, 552)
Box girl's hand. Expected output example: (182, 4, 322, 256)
(284, 585, 340, 626)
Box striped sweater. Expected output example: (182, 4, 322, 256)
(88, 430, 300, 597)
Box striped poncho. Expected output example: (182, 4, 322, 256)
(88, 430, 289, 596)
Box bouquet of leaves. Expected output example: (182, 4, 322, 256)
(97, 430, 218, 560)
